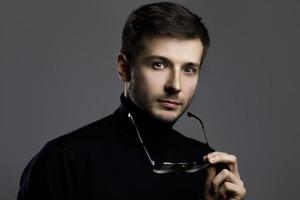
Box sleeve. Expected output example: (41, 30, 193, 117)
(17, 142, 78, 200)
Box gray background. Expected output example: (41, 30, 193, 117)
(1, 0, 299, 199)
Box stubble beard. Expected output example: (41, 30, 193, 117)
(132, 94, 192, 124)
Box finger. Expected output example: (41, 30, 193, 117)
(207, 152, 237, 172)
(204, 165, 217, 196)
(211, 169, 243, 194)
(206, 152, 239, 175)
(205, 165, 216, 186)
(211, 169, 244, 194)
(218, 181, 247, 200)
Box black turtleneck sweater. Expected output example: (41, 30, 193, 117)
(17, 95, 214, 200)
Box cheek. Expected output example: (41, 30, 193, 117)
(141, 71, 166, 91)
(182, 77, 198, 97)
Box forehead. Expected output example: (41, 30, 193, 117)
(137, 36, 204, 64)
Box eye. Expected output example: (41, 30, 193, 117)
(183, 65, 198, 74)
(152, 62, 166, 70)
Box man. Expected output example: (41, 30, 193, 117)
(18, 2, 246, 200)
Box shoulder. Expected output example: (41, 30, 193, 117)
(23, 114, 117, 170)
(46, 114, 114, 151)
(19, 114, 115, 184)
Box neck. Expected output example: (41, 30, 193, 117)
(111, 93, 178, 146)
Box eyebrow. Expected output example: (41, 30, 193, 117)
(143, 55, 201, 68)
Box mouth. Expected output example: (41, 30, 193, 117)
(157, 99, 182, 109)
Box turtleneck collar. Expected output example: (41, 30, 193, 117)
(111, 93, 176, 145)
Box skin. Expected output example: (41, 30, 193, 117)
(117, 36, 246, 199)
(203, 152, 246, 200)
(118, 36, 202, 123)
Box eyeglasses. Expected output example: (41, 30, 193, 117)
(128, 111, 211, 174)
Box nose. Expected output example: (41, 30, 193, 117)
(164, 69, 182, 94)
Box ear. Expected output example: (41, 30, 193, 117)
(117, 53, 131, 82)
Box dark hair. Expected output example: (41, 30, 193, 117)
(121, 2, 210, 65)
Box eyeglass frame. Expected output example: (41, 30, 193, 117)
(127, 111, 211, 174)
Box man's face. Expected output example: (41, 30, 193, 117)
(126, 36, 203, 123)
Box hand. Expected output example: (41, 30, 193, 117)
(203, 152, 246, 200)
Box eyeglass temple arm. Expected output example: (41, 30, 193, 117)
(187, 112, 209, 145)
(128, 113, 155, 166)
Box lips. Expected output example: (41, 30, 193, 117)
(157, 99, 182, 109)
(158, 99, 182, 105)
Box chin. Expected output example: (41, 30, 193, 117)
(152, 110, 181, 123)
